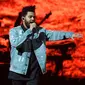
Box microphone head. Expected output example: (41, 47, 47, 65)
(32, 28, 36, 33)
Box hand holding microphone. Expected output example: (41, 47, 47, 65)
(30, 22, 37, 31)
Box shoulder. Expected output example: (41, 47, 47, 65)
(9, 26, 23, 36)
(10, 26, 22, 31)
(9, 26, 24, 34)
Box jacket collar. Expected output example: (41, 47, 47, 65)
(21, 24, 28, 32)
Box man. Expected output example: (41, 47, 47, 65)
(8, 5, 82, 85)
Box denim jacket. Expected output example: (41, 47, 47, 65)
(9, 26, 73, 75)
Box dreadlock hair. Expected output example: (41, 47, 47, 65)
(21, 5, 35, 17)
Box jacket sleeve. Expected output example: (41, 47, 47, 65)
(9, 28, 32, 47)
(45, 30, 74, 41)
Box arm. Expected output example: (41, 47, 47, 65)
(9, 28, 32, 47)
(45, 30, 74, 41)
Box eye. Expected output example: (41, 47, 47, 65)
(30, 16, 32, 18)
(29, 16, 35, 18)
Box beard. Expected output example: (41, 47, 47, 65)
(24, 20, 30, 28)
(24, 20, 35, 28)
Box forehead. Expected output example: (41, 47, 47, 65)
(26, 11, 35, 16)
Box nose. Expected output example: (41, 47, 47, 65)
(31, 17, 34, 20)
(31, 17, 35, 21)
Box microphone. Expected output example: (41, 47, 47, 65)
(32, 27, 36, 33)
(30, 22, 37, 33)
(32, 26, 39, 40)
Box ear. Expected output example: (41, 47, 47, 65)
(21, 16, 25, 21)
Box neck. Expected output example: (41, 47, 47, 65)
(22, 22, 28, 29)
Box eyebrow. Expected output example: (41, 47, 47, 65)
(28, 15, 36, 17)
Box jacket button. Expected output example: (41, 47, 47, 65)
(23, 72, 25, 74)
(22, 70, 25, 74)
(25, 64, 27, 66)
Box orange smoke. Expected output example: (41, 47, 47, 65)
(0, 0, 85, 78)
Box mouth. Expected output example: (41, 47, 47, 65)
(30, 21, 35, 23)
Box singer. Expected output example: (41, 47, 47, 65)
(8, 5, 82, 85)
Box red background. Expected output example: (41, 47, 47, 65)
(0, 0, 85, 78)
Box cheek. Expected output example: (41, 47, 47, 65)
(26, 18, 30, 21)
(25, 17, 30, 21)
(25, 18, 30, 23)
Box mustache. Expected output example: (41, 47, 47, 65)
(30, 21, 35, 23)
